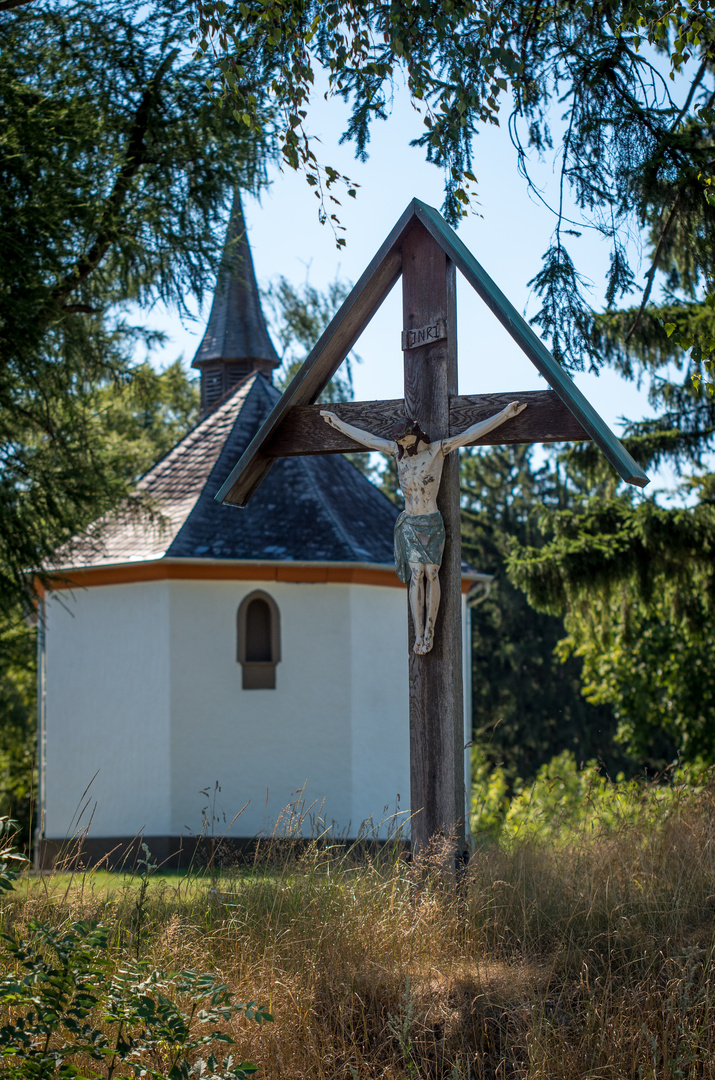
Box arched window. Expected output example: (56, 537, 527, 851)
(237, 591, 281, 689)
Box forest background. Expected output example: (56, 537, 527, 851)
(1, 0, 714, 850)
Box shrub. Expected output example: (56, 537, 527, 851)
(470, 747, 713, 847)
(0, 834, 272, 1080)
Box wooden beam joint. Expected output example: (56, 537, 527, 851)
(264, 390, 591, 458)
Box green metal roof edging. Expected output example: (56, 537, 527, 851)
(411, 200, 649, 488)
(216, 198, 648, 506)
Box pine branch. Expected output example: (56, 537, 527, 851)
(520, 0, 545, 74)
(625, 190, 682, 345)
(50, 48, 179, 312)
(670, 56, 709, 133)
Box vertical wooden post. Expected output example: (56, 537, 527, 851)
(402, 224, 465, 861)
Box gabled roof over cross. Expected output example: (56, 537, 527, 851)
(216, 198, 648, 507)
(212, 197, 649, 860)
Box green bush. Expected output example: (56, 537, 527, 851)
(0, 917, 271, 1079)
(0, 816, 28, 893)
(470, 747, 713, 847)
(0, 831, 272, 1080)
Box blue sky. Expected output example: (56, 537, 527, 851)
(143, 79, 681, 493)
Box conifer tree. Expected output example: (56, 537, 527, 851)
(462, 445, 626, 782)
(507, 330, 715, 766)
(185, 1, 715, 376)
(0, 0, 273, 610)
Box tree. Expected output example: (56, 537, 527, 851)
(185, 1, 715, 377)
(462, 444, 626, 782)
(507, 460, 715, 766)
(0, 361, 201, 847)
(91, 361, 201, 479)
(263, 275, 358, 401)
(561, 593, 715, 767)
(5, 2, 714, 373)
(504, 271, 715, 769)
(0, 618, 36, 848)
(0, 0, 274, 610)
(505, 110, 715, 767)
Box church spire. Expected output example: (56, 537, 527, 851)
(192, 191, 280, 415)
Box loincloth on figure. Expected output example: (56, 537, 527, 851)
(393, 510, 446, 584)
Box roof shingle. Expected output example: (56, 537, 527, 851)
(59, 374, 398, 569)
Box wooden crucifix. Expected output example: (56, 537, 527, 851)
(215, 199, 649, 861)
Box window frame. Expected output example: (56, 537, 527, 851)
(236, 590, 281, 690)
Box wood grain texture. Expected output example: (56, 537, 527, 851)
(451, 391, 589, 445)
(412, 200, 649, 488)
(402, 224, 465, 861)
(264, 390, 590, 456)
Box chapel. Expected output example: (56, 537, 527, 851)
(37, 195, 477, 868)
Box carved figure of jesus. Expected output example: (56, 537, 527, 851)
(321, 401, 526, 654)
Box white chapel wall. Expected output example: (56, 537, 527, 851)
(44, 573, 469, 848)
(44, 582, 172, 839)
(167, 578, 410, 841)
(348, 584, 410, 837)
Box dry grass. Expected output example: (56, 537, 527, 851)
(4, 789, 715, 1078)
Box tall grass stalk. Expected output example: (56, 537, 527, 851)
(3, 782, 715, 1077)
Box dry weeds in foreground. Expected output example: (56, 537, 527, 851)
(4, 791, 715, 1078)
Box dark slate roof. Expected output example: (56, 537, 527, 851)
(191, 192, 280, 370)
(59, 373, 399, 568)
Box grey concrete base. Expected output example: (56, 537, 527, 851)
(37, 834, 408, 871)
(38, 835, 265, 871)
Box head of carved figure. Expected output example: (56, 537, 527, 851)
(391, 419, 431, 459)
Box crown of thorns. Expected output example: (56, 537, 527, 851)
(389, 419, 430, 444)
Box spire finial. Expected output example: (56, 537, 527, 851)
(192, 191, 280, 414)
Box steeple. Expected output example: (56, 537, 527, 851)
(192, 192, 280, 415)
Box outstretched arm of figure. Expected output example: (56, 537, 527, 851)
(440, 401, 527, 455)
(320, 410, 397, 455)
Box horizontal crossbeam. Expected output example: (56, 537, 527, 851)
(264, 389, 590, 457)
